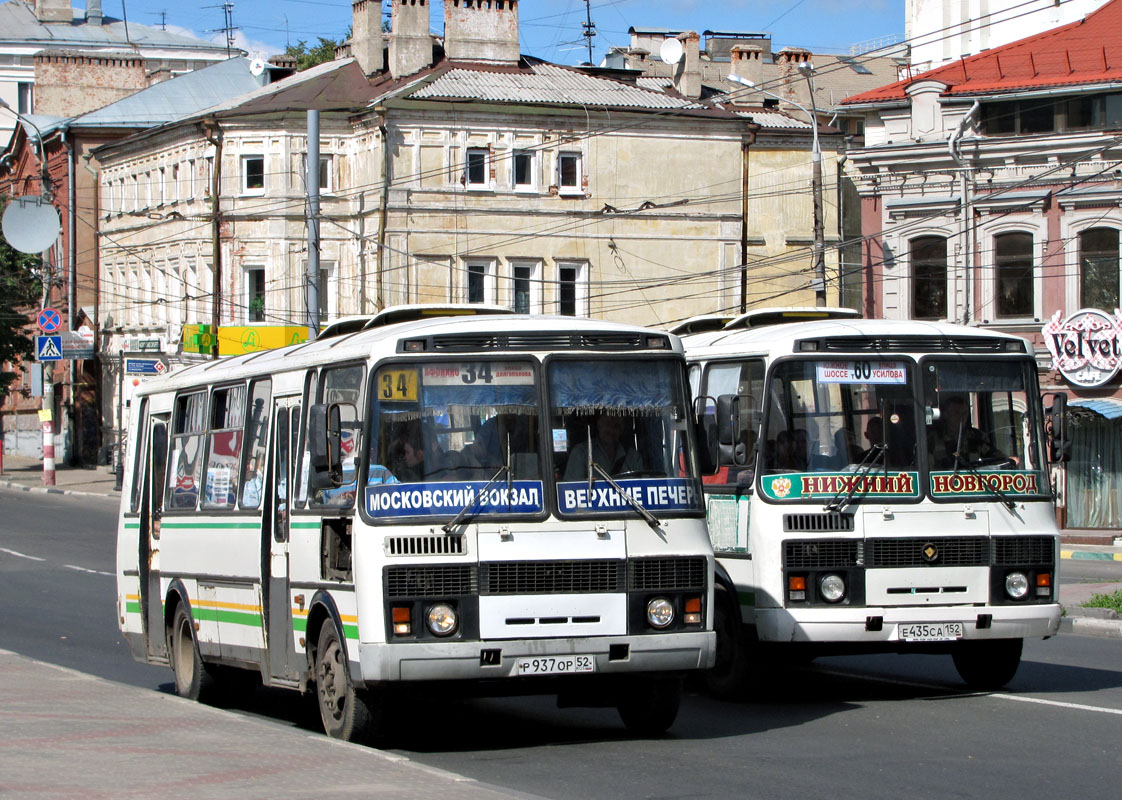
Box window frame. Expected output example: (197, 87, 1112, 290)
(513, 149, 536, 192)
(464, 258, 497, 305)
(240, 154, 265, 195)
(509, 258, 542, 314)
(556, 260, 589, 316)
(992, 231, 1036, 320)
(464, 147, 491, 190)
(909, 235, 948, 321)
(557, 151, 584, 195)
(1078, 227, 1120, 310)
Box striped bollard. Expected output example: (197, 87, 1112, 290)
(42, 420, 55, 486)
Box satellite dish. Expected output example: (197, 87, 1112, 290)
(659, 37, 684, 65)
(249, 58, 266, 76)
(2, 195, 61, 254)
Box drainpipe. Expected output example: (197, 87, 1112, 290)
(376, 108, 390, 312)
(203, 120, 223, 357)
(63, 126, 77, 464)
(836, 139, 849, 309)
(949, 100, 980, 325)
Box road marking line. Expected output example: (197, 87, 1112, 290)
(0, 547, 46, 562)
(816, 667, 1122, 716)
(64, 564, 113, 577)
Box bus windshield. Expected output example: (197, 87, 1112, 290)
(549, 359, 702, 515)
(364, 360, 544, 520)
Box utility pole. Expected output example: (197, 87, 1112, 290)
(582, 0, 596, 65)
(798, 62, 827, 307)
(306, 110, 321, 341)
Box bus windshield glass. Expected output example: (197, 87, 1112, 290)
(922, 358, 1048, 499)
(549, 359, 702, 516)
(759, 359, 920, 502)
(364, 361, 544, 520)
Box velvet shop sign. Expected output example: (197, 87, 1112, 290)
(1042, 308, 1122, 388)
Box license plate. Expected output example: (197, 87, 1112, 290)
(511, 655, 596, 676)
(899, 622, 964, 642)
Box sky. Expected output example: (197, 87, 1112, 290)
(72, 0, 904, 64)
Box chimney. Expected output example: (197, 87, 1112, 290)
(728, 45, 765, 88)
(444, 0, 520, 65)
(390, 0, 434, 78)
(671, 32, 701, 100)
(351, 0, 384, 77)
(777, 47, 812, 103)
(86, 0, 103, 26)
(34, 0, 71, 23)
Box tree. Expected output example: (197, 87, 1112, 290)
(286, 37, 344, 71)
(0, 222, 42, 402)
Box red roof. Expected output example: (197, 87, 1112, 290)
(843, 0, 1122, 105)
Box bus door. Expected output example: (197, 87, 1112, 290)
(141, 413, 170, 659)
(264, 397, 301, 682)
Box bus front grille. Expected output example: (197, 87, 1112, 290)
(629, 557, 707, 591)
(784, 513, 855, 533)
(481, 560, 623, 595)
(386, 565, 477, 598)
(867, 537, 989, 567)
(385, 533, 466, 556)
(993, 536, 1055, 566)
(785, 540, 861, 569)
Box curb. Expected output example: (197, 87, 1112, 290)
(0, 479, 119, 500)
(1060, 615, 1122, 638)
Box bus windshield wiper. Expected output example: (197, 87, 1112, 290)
(824, 444, 884, 513)
(442, 437, 514, 534)
(589, 461, 664, 533)
(952, 451, 1017, 511)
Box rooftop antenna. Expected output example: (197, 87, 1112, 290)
(204, 2, 239, 56)
(581, 0, 596, 64)
(150, 10, 167, 31)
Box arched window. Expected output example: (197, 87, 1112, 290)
(910, 236, 947, 320)
(994, 232, 1034, 318)
(1079, 227, 1120, 310)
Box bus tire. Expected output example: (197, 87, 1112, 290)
(705, 589, 748, 699)
(169, 604, 217, 703)
(617, 675, 682, 736)
(952, 638, 1023, 690)
(314, 622, 377, 743)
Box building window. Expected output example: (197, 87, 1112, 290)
(1080, 227, 1120, 310)
(994, 232, 1034, 318)
(513, 150, 535, 190)
(17, 82, 32, 115)
(557, 261, 588, 316)
(558, 152, 582, 194)
(465, 259, 496, 304)
(509, 259, 541, 314)
(303, 154, 333, 193)
(241, 155, 265, 194)
(246, 267, 266, 322)
(464, 147, 489, 189)
(982, 92, 1122, 136)
(316, 261, 337, 323)
(910, 236, 947, 320)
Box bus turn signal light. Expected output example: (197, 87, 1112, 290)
(1036, 572, 1052, 597)
(392, 606, 412, 636)
(789, 576, 806, 602)
(684, 596, 702, 625)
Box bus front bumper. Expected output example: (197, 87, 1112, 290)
(356, 631, 715, 683)
(756, 604, 1061, 644)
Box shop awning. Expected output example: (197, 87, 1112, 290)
(1069, 398, 1122, 420)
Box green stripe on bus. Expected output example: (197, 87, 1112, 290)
(124, 522, 141, 530)
(291, 619, 357, 640)
(343, 624, 358, 640)
(290, 521, 320, 529)
(293, 618, 307, 633)
(160, 521, 261, 530)
(192, 608, 262, 627)
(125, 601, 141, 615)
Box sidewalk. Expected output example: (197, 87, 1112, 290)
(0, 452, 121, 498)
(1, 648, 538, 800)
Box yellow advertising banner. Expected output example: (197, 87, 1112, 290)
(217, 325, 308, 355)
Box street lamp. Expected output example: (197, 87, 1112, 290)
(728, 69, 826, 307)
(0, 98, 50, 196)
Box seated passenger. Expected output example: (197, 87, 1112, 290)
(929, 396, 1003, 468)
(563, 413, 643, 480)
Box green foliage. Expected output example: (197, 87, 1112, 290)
(0, 226, 42, 401)
(1084, 590, 1122, 615)
(286, 25, 353, 71)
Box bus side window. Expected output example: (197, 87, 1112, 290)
(166, 391, 206, 510)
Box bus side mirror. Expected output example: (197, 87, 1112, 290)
(694, 396, 719, 475)
(1045, 392, 1071, 463)
(308, 403, 344, 489)
(716, 394, 748, 466)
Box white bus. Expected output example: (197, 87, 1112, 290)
(678, 309, 1065, 694)
(116, 307, 715, 741)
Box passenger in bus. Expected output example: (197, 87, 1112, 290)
(833, 427, 859, 467)
(774, 429, 809, 471)
(857, 416, 883, 462)
(387, 426, 425, 483)
(462, 413, 532, 474)
(563, 412, 643, 480)
(929, 395, 1002, 468)
(241, 456, 264, 508)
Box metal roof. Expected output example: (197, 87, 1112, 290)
(0, 1, 233, 55)
(733, 109, 813, 130)
(409, 60, 700, 110)
(1070, 398, 1122, 420)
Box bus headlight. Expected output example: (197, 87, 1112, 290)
(646, 597, 675, 629)
(1004, 571, 1030, 601)
(426, 603, 458, 636)
(819, 573, 846, 603)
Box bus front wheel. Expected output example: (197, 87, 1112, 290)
(705, 589, 748, 699)
(617, 675, 682, 736)
(952, 638, 1023, 690)
(169, 604, 216, 702)
(314, 623, 380, 743)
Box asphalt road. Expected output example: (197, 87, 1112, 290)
(3, 486, 1121, 799)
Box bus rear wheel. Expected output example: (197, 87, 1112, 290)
(169, 604, 216, 702)
(705, 589, 748, 699)
(617, 675, 682, 736)
(315, 622, 380, 743)
(952, 638, 1023, 690)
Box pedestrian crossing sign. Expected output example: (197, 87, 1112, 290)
(36, 335, 63, 361)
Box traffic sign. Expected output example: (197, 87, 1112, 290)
(125, 357, 168, 376)
(36, 335, 63, 361)
(37, 308, 61, 333)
